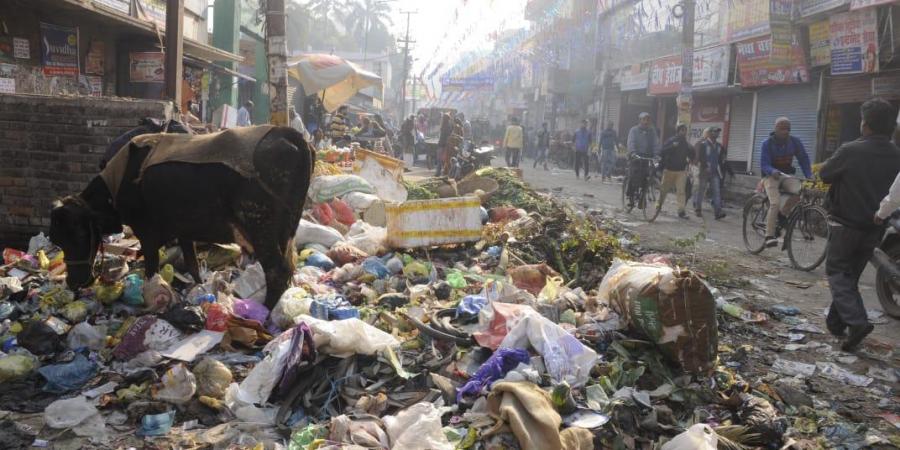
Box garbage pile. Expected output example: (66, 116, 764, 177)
(0, 157, 897, 449)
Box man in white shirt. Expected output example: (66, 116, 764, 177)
(289, 107, 312, 143)
(237, 100, 254, 127)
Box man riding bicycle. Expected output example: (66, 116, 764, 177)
(626, 112, 660, 208)
(760, 117, 813, 248)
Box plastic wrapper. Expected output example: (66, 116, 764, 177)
(328, 243, 369, 266)
(305, 252, 335, 271)
(313, 202, 335, 225)
(94, 280, 124, 304)
(232, 298, 269, 324)
(329, 414, 390, 448)
(122, 273, 144, 306)
(343, 191, 380, 212)
(345, 221, 388, 256)
(38, 353, 99, 393)
(457, 348, 530, 402)
(499, 309, 598, 387)
(508, 263, 559, 296)
(597, 259, 718, 374)
(61, 300, 90, 323)
(162, 304, 207, 332)
(17, 320, 62, 355)
(194, 357, 233, 399)
(271, 287, 314, 329)
(233, 337, 292, 405)
(295, 219, 344, 249)
(67, 322, 107, 351)
(330, 199, 356, 226)
(661, 424, 718, 450)
(384, 402, 452, 450)
(154, 363, 197, 404)
(274, 323, 317, 397)
(362, 257, 390, 279)
(136, 411, 176, 437)
(0, 354, 36, 382)
(308, 175, 376, 203)
(45, 395, 110, 442)
(233, 262, 267, 304)
(296, 314, 399, 357)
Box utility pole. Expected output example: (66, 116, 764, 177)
(266, 0, 289, 126)
(397, 10, 416, 121)
(678, 0, 695, 130)
(164, 0, 184, 108)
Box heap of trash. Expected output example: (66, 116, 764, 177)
(0, 152, 898, 449)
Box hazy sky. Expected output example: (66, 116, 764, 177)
(389, 0, 529, 75)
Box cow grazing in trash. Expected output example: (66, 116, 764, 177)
(49, 125, 314, 309)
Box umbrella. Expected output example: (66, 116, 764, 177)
(288, 54, 382, 112)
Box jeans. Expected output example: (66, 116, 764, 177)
(600, 149, 616, 179)
(574, 152, 590, 178)
(694, 172, 723, 215)
(764, 175, 802, 237)
(505, 147, 521, 167)
(826, 223, 881, 328)
(657, 170, 687, 214)
(533, 147, 548, 168)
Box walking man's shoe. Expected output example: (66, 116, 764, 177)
(678, 211, 689, 220)
(764, 236, 779, 248)
(841, 323, 874, 352)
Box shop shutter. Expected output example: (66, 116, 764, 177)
(828, 75, 872, 104)
(753, 83, 819, 175)
(604, 88, 621, 131)
(873, 73, 900, 100)
(727, 93, 754, 173)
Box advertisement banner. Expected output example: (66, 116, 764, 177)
(137, 0, 167, 29)
(688, 97, 729, 145)
(93, 0, 130, 14)
(850, 0, 896, 10)
(0, 63, 15, 94)
(440, 73, 494, 92)
(85, 41, 104, 75)
(809, 20, 831, 66)
(726, 0, 770, 42)
(40, 23, 79, 76)
(617, 63, 649, 91)
(129, 52, 165, 83)
(830, 8, 878, 75)
(692, 45, 730, 90)
(648, 55, 682, 96)
(799, 0, 849, 17)
(737, 34, 810, 87)
(13, 38, 29, 59)
(769, 0, 794, 65)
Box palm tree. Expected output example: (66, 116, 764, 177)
(343, 0, 394, 57)
(305, 0, 351, 30)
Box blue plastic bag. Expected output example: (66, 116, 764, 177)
(362, 257, 390, 279)
(122, 273, 144, 306)
(456, 295, 488, 318)
(456, 348, 530, 402)
(305, 252, 335, 271)
(38, 353, 99, 393)
(136, 410, 176, 437)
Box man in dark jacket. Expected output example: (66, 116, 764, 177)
(820, 98, 900, 351)
(533, 122, 550, 170)
(653, 124, 693, 220)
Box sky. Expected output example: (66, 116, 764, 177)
(389, 0, 529, 76)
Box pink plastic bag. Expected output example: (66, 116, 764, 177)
(330, 199, 356, 226)
(473, 302, 534, 350)
(313, 202, 335, 226)
(232, 299, 269, 325)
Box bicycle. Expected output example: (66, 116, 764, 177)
(621, 155, 661, 221)
(742, 181, 829, 271)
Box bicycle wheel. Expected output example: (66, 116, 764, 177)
(742, 195, 769, 254)
(622, 175, 632, 211)
(642, 183, 657, 221)
(786, 205, 830, 271)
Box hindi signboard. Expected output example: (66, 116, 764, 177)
(726, 0, 770, 42)
(40, 23, 79, 76)
(648, 55, 682, 96)
(13, 38, 29, 59)
(830, 8, 878, 75)
(93, 0, 130, 14)
(129, 52, 165, 83)
(617, 63, 649, 91)
(737, 34, 810, 87)
(692, 45, 730, 90)
(850, 0, 896, 10)
(799, 0, 849, 17)
(809, 20, 831, 66)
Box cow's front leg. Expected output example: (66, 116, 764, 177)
(179, 239, 201, 284)
(138, 231, 162, 280)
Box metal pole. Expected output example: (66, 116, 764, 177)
(678, 0, 695, 129)
(164, 0, 184, 106)
(266, 0, 289, 126)
(363, 2, 370, 62)
(398, 11, 416, 121)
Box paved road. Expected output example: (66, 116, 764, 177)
(513, 159, 900, 346)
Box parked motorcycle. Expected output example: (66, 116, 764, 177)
(870, 209, 900, 318)
(448, 144, 495, 180)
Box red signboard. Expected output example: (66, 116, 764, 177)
(736, 34, 810, 87)
(648, 54, 682, 96)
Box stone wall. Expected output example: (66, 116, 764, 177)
(0, 94, 168, 248)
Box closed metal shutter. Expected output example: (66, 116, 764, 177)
(753, 83, 819, 174)
(604, 88, 621, 131)
(828, 75, 872, 104)
(727, 93, 754, 173)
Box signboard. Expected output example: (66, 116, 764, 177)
(830, 8, 878, 75)
(440, 73, 494, 91)
(769, 0, 794, 65)
(850, 0, 896, 10)
(13, 38, 29, 59)
(85, 41, 104, 75)
(137, 0, 167, 29)
(129, 52, 165, 83)
(0, 63, 15, 94)
(617, 63, 649, 91)
(692, 45, 730, 90)
(689, 97, 729, 145)
(93, 0, 130, 14)
(737, 34, 810, 87)
(799, 0, 849, 17)
(809, 20, 832, 66)
(40, 23, 79, 76)
(648, 55, 682, 96)
(726, 0, 770, 42)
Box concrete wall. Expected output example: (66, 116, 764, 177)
(0, 95, 168, 248)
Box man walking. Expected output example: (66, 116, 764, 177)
(654, 124, 693, 220)
(533, 122, 550, 170)
(626, 112, 659, 207)
(820, 99, 900, 351)
(760, 117, 813, 247)
(599, 121, 619, 182)
(502, 117, 524, 168)
(694, 126, 728, 219)
(574, 119, 592, 180)
(237, 100, 254, 127)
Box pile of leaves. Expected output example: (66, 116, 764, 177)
(475, 167, 555, 215)
(403, 180, 439, 200)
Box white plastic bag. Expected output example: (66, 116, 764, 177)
(384, 402, 452, 450)
(154, 364, 197, 404)
(342, 191, 380, 212)
(661, 424, 718, 450)
(234, 338, 292, 404)
(142, 274, 176, 312)
(28, 232, 52, 255)
(67, 322, 107, 351)
(44, 396, 109, 442)
(295, 219, 345, 249)
(345, 221, 388, 256)
(352, 154, 408, 203)
(233, 262, 267, 303)
(308, 175, 376, 203)
(296, 314, 399, 357)
(499, 310, 598, 387)
(271, 287, 314, 329)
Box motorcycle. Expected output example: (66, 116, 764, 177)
(448, 143, 495, 181)
(870, 209, 900, 318)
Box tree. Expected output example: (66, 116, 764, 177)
(343, 0, 394, 54)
